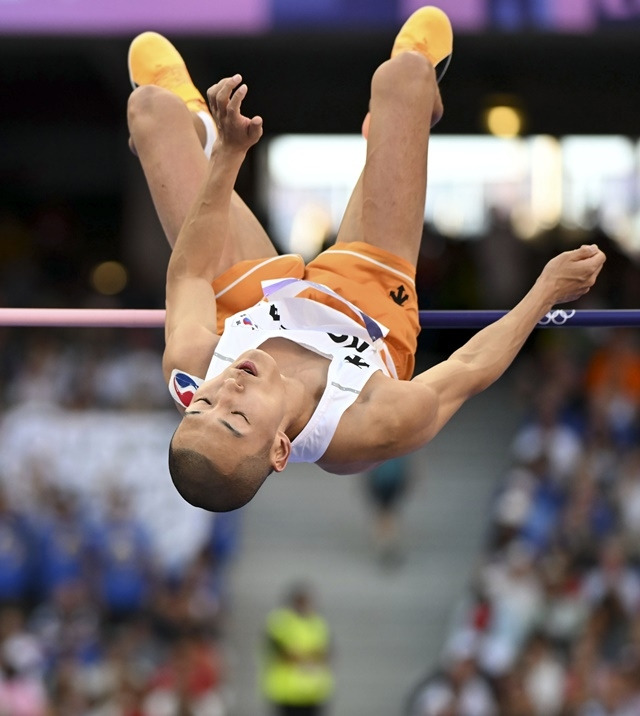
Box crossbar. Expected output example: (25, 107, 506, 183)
(0, 307, 636, 329)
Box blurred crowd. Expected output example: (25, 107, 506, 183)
(0, 471, 240, 715)
(7, 317, 640, 715)
(407, 326, 640, 715)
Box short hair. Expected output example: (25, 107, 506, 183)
(168, 439, 272, 512)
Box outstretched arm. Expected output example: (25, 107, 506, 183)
(323, 245, 606, 471)
(162, 75, 263, 382)
(407, 244, 606, 443)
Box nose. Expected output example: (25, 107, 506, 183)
(222, 377, 243, 392)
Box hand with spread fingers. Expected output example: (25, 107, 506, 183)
(207, 74, 263, 152)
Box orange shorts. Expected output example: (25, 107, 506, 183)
(212, 242, 420, 380)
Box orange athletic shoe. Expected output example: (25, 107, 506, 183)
(391, 5, 453, 82)
(361, 6, 453, 139)
(128, 31, 208, 114)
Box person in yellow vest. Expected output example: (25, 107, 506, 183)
(261, 582, 334, 715)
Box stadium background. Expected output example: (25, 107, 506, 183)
(1, 1, 640, 714)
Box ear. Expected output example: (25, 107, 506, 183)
(270, 430, 291, 473)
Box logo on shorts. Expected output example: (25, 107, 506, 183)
(345, 355, 370, 369)
(390, 285, 409, 306)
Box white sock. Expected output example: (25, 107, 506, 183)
(197, 111, 217, 158)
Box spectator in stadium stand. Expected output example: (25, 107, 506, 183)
(405, 629, 498, 716)
(580, 534, 640, 630)
(615, 448, 640, 553)
(477, 540, 545, 679)
(511, 386, 584, 486)
(91, 488, 157, 629)
(143, 629, 226, 716)
(32, 487, 95, 602)
(584, 327, 640, 450)
(0, 485, 37, 608)
(28, 577, 102, 677)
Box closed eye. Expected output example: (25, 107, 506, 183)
(232, 411, 249, 424)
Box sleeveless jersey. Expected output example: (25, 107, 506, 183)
(169, 278, 397, 464)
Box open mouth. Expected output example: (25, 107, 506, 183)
(236, 361, 257, 376)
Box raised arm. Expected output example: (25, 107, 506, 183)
(324, 245, 606, 470)
(408, 244, 606, 442)
(162, 75, 263, 382)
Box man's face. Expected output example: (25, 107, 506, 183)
(172, 348, 287, 473)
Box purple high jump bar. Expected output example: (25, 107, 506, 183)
(0, 308, 636, 329)
(420, 309, 640, 329)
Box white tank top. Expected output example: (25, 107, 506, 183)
(169, 278, 397, 464)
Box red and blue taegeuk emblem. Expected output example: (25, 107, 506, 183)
(170, 370, 202, 407)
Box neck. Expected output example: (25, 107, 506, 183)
(262, 339, 328, 440)
(282, 371, 327, 441)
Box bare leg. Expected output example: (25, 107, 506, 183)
(127, 85, 205, 247)
(335, 51, 442, 268)
(127, 85, 277, 271)
(127, 85, 277, 275)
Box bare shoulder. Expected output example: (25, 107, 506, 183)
(317, 372, 437, 474)
(162, 323, 220, 383)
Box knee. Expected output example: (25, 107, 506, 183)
(127, 85, 183, 133)
(371, 51, 437, 105)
